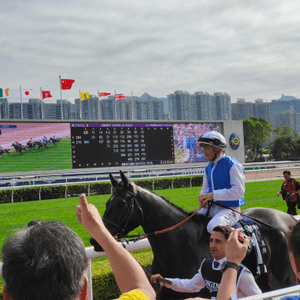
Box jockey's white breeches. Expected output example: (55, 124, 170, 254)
(197, 205, 242, 233)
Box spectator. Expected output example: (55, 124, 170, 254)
(151, 226, 261, 299)
(216, 222, 300, 300)
(277, 170, 300, 215)
(2, 194, 155, 300)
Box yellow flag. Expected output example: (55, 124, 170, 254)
(80, 92, 89, 101)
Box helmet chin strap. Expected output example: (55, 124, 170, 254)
(210, 147, 222, 162)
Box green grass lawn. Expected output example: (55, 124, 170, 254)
(0, 137, 72, 173)
(0, 179, 288, 250)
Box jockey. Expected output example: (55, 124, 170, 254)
(183, 127, 197, 163)
(197, 131, 245, 233)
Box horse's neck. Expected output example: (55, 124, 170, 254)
(136, 189, 191, 233)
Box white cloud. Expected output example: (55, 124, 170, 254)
(1, 0, 300, 103)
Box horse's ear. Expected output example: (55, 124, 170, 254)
(120, 171, 130, 188)
(109, 173, 118, 188)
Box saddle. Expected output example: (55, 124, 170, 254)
(235, 216, 268, 276)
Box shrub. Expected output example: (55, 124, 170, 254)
(92, 251, 153, 299)
(3, 175, 203, 204)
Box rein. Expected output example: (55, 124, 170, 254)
(104, 184, 202, 242)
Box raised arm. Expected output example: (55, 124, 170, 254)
(216, 229, 250, 300)
(76, 194, 155, 300)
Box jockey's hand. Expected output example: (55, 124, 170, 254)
(226, 229, 250, 265)
(150, 274, 163, 284)
(150, 274, 172, 288)
(197, 193, 213, 208)
(277, 191, 282, 197)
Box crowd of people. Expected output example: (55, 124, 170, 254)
(1, 131, 299, 300)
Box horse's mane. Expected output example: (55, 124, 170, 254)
(137, 186, 208, 226)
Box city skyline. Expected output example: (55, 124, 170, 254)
(1, 1, 300, 104)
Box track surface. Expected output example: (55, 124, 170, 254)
(0, 122, 70, 149)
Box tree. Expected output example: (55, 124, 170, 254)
(269, 126, 300, 159)
(242, 117, 273, 160)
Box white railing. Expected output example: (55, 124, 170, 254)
(245, 166, 300, 182)
(241, 284, 300, 299)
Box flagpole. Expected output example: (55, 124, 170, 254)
(97, 90, 100, 120)
(131, 91, 134, 120)
(20, 86, 23, 120)
(114, 90, 117, 120)
(59, 76, 62, 100)
(40, 87, 44, 120)
(79, 89, 82, 120)
(58, 76, 63, 120)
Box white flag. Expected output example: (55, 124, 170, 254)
(22, 89, 33, 98)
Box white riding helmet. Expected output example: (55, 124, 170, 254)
(198, 131, 227, 149)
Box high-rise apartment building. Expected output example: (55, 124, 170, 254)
(254, 99, 271, 122)
(214, 92, 231, 120)
(100, 96, 115, 120)
(0, 98, 9, 119)
(168, 90, 231, 120)
(168, 90, 191, 120)
(231, 98, 254, 120)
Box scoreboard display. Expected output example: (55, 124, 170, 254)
(71, 122, 174, 168)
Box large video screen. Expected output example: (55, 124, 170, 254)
(0, 121, 219, 173)
(173, 123, 219, 163)
(70, 123, 174, 168)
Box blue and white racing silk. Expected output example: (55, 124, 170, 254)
(185, 136, 197, 151)
(197, 154, 245, 233)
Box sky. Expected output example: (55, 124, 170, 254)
(1, 0, 300, 104)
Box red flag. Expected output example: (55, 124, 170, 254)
(61, 79, 75, 90)
(115, 93, 125, 101)
(42, 90, 52, 99)
(99, 92, 111, 97)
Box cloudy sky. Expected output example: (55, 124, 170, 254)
(1, 0, 300, 104)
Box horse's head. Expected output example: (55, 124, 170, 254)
(91, 171, 144, 251)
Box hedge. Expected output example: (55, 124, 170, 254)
(0, 176, 203, 204)
(92, 251, 153, 300)
(0, 251, 154, 300)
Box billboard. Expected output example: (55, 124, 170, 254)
(0, 121, 219, 173)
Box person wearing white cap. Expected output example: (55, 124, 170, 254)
(197, 131, 245, 233)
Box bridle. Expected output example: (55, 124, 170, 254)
(103, 182, 201, 242)
(103, 182, 144, 240)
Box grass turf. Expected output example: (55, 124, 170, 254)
(0, 137, 72, 173)
(0, 179, 290, 250)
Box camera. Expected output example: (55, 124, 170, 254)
(238, 231, 253, 255)
(287, 192, 292, 201)
(238, 231, 247, 243)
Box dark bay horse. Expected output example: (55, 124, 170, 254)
(50, 137, 60, 145)
(11, 143, 26, 154)
(0, 148, 10, 157)
(93, 171, 297, 299)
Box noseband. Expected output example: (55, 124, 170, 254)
(103, 182, 144, 240)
